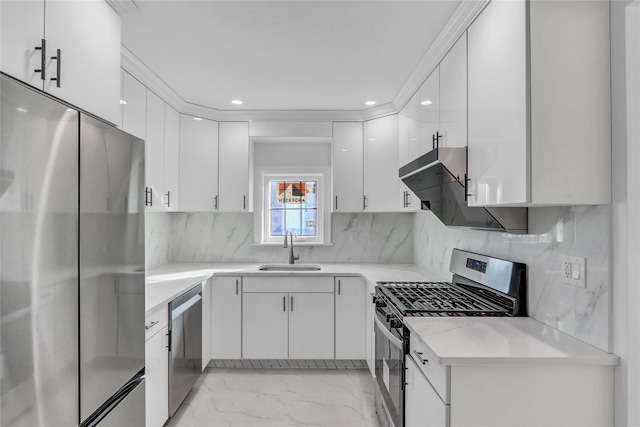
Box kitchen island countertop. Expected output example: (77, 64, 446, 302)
(404, 316, 619, 366)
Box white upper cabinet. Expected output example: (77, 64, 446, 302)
(144, 90, 165, 211)
(164, 105, 180, 211)
(121, 71, 146, 140)
(218, 122, 251, 212)
(0, 0, 45, 90)
(44, 1, 121, 124)
(179, 115, 219, 212)
(332, 122, 364, 212)
(397, 114, 420, 211)
(439, 35, 467, 148)
(403, 68, 440, 160)
(1, 1, 121, 124)
(467, 0, 611, 206)
(363, 115, 400, 212)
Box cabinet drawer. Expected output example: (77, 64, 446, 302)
(243, 276, 334, 293)
(409, 332, 450, 403)
(145, 304, 168, 341)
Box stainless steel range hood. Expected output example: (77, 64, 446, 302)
(399, 147, 528, 233)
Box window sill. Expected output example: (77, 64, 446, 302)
(251, 242, 334, 247)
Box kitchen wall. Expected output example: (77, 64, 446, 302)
(146, 211, 413, 269)
(413, 205, 611, 352)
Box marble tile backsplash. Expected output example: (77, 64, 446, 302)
(413, 206, 611, 351)
(145, 212, 413, 268)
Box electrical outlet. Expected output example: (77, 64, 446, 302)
(349, 231, 358, 244)
(560, 255, 587, 288)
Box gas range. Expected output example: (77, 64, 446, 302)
(375, 249, 527, 319)
(376, 281, 510, 317)
(373, 249, 527, 427)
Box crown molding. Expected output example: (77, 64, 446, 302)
(392, 0, 490, 111)
(121, 0, 489, 123)
(105, 0, 139, 17)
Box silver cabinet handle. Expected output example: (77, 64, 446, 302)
(214, 195, 218, 210)
(335, 195, 338, 210)
(145, 320, 159, 330)
(413, 350, 428, 365)
(338, 279, 341, 295)
(235, 279, 239, 295)
(290, 296, 294, 312)
(283, 296, 286, 312)
(243, 195, 246, 210)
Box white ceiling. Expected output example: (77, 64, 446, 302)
(121, 1, 461, 113)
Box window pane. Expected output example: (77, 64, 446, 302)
(270, 209, 285, 237)
(284, 209, 302, 236)
(302, 209, 318, 236)
(270, 181, 283, 208)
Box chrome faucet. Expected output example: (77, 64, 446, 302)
(283, 231, 299, 264)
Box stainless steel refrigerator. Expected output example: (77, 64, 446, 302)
(0, 74, 146, 426)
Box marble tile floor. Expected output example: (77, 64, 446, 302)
(166, 367, 380, 427)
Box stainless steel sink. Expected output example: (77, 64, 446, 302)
(258, 264, 321, 271)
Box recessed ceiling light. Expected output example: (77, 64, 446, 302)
(193, 117, 203, 121)
(66, 108, 75, 112)
(16, 107, 27, 113)
(368, 138, 375, 142)
(231, 99, 243, 105)
(421, 100, 433, 106)
(341, 149, 348, 152)
(365, 100, 376, 106)
(119, 100, 128, 105)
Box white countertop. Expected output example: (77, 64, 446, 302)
(145, 262, 448, 313)
(404, 317, 619, 366)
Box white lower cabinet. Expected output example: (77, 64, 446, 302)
(406, 332, 615, 427)
(335, 277, 367, 359)
(366, 281, 375, 377)
(405, 355, 449, 427)
(145, 305, 169, 427)
(242, 292, 290, 359)
(210, 276, 242, 359)
(242, 277, 334, 359)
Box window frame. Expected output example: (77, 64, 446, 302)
(261, 173, 326, 244)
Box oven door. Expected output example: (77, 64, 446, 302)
(374, 308, 405, 427)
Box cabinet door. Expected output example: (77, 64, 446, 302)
(45, 0, 121, 124)
(179, 115, 219, 211)
(121, 71, 146, 140)
(417, 68, 440, 157)
(440, 35, 467, 148)
(163, 104, 180, 211)
(210, 277, 242, 359)
(0, 0, 45, 89)
(365, 281, 375, 377)
(288, 293, 334, 359)
(467, 0, 528, 206)
(145, 91, 165, 211)
(218, 122, 250, 212)
(145, 326, 169, 427)
(405, 355, 449, 427)
(335, 277, 367, 359)
(242, 293, 288, 359)
(363, 115, 400, 212)
(332, 122, 363, 212)
(398, 114, 420, 211)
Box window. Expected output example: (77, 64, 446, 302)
(261, 174, 326, 244)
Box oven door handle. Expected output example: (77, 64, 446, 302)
(374, 313, 404, 350)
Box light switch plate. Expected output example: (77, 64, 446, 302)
(561, 255, 587, 288)
(349, 231, 358, 244)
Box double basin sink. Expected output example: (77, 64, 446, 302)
(258, 264, 321, 272)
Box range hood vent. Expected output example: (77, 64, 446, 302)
(399, 147, 527, 234)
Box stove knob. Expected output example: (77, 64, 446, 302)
(375, 300, 386, 308)
(390, 318, 403, 329)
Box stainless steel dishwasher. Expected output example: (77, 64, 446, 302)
(168, 283, 203, 417)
